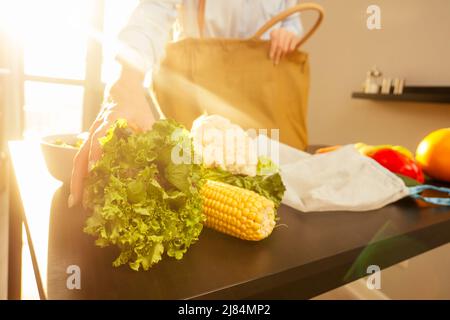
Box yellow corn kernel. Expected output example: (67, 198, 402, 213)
(201, 180, 276, 241)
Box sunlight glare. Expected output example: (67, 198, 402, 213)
(1, 0, 93, 79)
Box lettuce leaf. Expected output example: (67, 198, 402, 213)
(202, 160, 286, 209)
(83, 119, 205, 271)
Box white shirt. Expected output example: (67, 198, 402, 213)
(118, 0, 303, 72)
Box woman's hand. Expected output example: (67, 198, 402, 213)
(69, 63, 155, 208)
(269, 28, 302, 65)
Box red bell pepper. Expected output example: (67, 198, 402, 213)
(370, 148, 425, 183)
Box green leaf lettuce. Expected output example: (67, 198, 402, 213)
(83, 119, 205, 271)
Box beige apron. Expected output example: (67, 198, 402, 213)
(152, 1, 324, 150)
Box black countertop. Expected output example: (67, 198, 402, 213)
(8, 142, 450, 299)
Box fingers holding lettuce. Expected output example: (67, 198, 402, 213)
(69, 64, 155, 208)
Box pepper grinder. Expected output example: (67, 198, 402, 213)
(363, 66, 382, 94)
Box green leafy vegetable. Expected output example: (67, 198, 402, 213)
(202, 159, 286, 209)
(83, 119, 205, 271)
(256, 156, 279, 176)
(53, 138, 83, 149)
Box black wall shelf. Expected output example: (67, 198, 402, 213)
(352, 86, 450, 104)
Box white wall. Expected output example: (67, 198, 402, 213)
(304, 1, 450, 298)
(302, 0, 450, 151)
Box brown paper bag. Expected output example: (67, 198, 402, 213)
(153, 2, 324, 150)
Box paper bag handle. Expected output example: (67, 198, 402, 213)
(198, 1, 324, 49)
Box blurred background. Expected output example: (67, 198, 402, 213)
(303, 0, 450, 151)
(0, 0, 139, 142)
(1, 0, 449, 145)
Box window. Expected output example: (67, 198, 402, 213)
(23, 82, 84, 138)
(0, 0, 139, 139)
(102, 0, 139, 83)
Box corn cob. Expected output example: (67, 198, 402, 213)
(200, 180, 276, 241)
